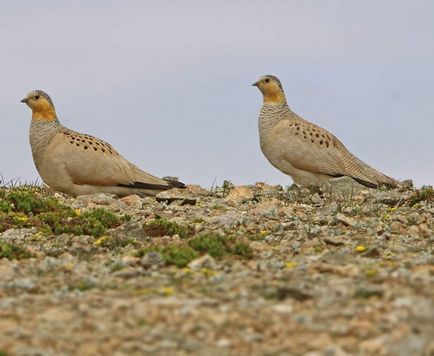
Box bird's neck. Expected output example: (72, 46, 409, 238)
(263, 91, 287, 105)
(31, 107, 58, 122)
(29, 119, 62, 165)
(258, 103, 290, 137)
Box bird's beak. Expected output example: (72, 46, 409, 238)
(252, 81, 259, 87)
(20, 98, 28, 103)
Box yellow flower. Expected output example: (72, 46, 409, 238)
(159, 287, 175, 296)
(356, 245, 366, 252)
(17, 216, 29, 222)
(285, 261, 297, 269)
(75, 209, 81, 216)
(94, 236, 110, 246)
(365, 269, 378, 277)
(200, 268, 217, 277)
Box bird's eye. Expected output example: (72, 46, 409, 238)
(264, 78, 270, 83)
(34, 95, 40, 100)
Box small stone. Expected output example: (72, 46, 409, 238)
(322, 236, 346, 246)
(120, 194, 143, 207)
(141, 252, 164, 268)
(76, 193, 116, 205)
(254, 199, 280, 219)
(156, 188, 196, 205)
(112, 267, 142, 278)
(322, 176, 367, 196)
(209, 211, 247, 227)
(121, 255, 140, 266)
(408, 225, 419, 236)
(6, 278, 37, 291)
(316, 201, 338, 217)
(224, 186, 255, 205)
(185, 184, 211, 196)
(216, 338, 232, 348)
(417, 224, 431, 238)
(188, 254, 217, 270)
(359, 335, 388, 354)
(311, 193, 323, 205)
(372, 190, 402, 206)
(336, 213, 356, 227)
(272, 303, 294, 314)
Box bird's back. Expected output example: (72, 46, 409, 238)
(259, 104, 398, 188)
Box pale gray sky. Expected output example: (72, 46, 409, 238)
(1, 1, 433, 188)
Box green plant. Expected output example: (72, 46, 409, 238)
(188, 233, 230, 257)
(188, 233, 253, 258)
(233, 241, 253, 258)
(143, 218, 192, 238)
(0, 200, 11, 213)
(408, 185, 434, 206)
(221, 180, 235, 197)
(6, 190, 66, 214)
(0, 241, 33, 260)
(136, 245, 198, 267)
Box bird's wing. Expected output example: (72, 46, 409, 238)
(49, 129, 170, 188)
(272, 116, 396, 187)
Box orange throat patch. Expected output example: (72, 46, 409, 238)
(31, 107, 57, 121)
(263, 91, 286, 105)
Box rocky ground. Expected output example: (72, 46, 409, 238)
(0, 179, 433, 356)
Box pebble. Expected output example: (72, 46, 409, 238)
(141, 252, 164, 268)
(156, 188, 197, 205)
(0, 182, 431, 355)
(335, 213, 356, 227)
(188, 254, 217, 270)
(224, 186, 255, 205)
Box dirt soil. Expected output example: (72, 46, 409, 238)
(0, 181, 433, 356)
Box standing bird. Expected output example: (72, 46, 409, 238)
(253, 75, 399, 188)
(21, 90, 185, 197)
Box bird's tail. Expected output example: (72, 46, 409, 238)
(349, 155, 399, 188)
(163, 177, 186, 189)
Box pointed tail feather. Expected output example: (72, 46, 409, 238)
(163, 178, 186, 189)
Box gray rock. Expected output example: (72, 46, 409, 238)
(76, 193, 116, 205)
(188, 254, 217, 270)
(141, 251, 165, 268)
(322, 176, 367, 197)
(224, 186, 255, 205)
(6, 278, 37, 291)
(311, 193, 323, 205)
(335, 213, 356, 227)
(371, 190, 403, 206)
(156, 188, 196, 205)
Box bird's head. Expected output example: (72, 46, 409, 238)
(21, 90, 57, 121)
(252, 75, 287, 105)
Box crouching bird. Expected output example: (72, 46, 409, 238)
(21, 90, 185, 197)
(253, 75, 399, 189)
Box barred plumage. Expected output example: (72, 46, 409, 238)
(254, 75, 399, 188)
(22, 90, 185, 197)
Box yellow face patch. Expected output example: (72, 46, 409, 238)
(256, 79, 286, 104)
(26, 96, 57, 121)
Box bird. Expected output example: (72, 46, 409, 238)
(253, 75, 399, 189)
(21, 90, 185, 197)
